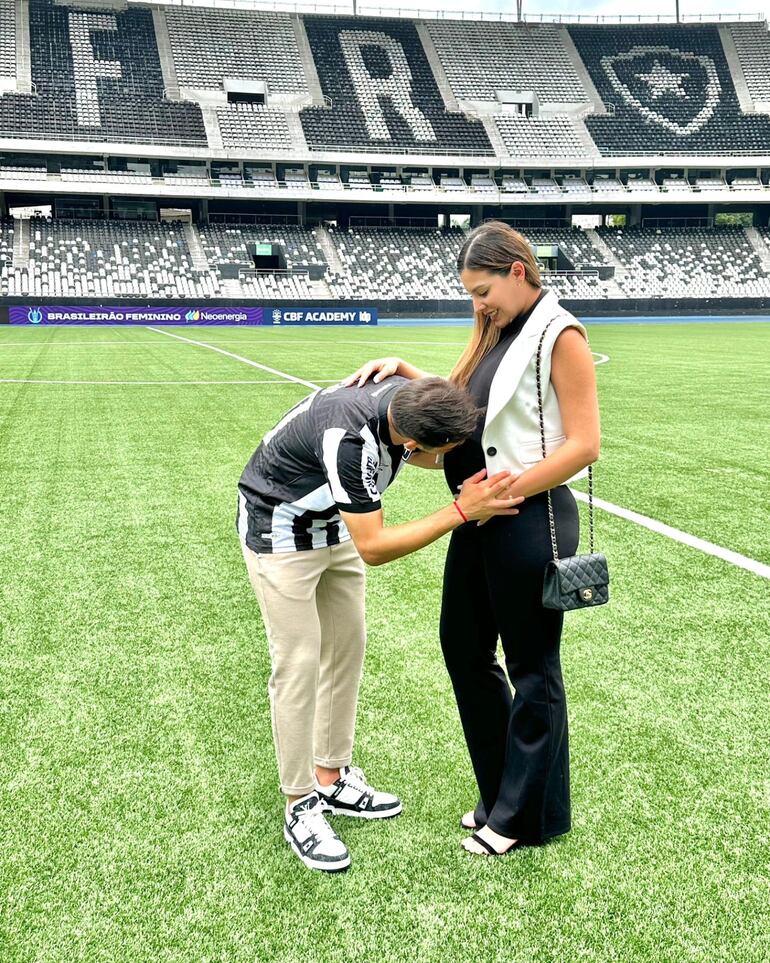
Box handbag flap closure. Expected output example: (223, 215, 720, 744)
(551, 554, 609, 594)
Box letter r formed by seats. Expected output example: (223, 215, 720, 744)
(69, 12, 123, 128)
(338, 30, 437, 143)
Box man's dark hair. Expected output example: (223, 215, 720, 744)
(389, 377, 481, 449)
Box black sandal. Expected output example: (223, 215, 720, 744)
(464, 832, 524, 856)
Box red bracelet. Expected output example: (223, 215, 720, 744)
(453, 500, 469, 523)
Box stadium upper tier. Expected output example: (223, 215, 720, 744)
(424, 21, 589, 106)
(728, 22, 770, 106)
(165, 9, 307, 95)
(569, 24, 770, 156)
(1, 6, 770, 159)
(299, 17, 492, 155)
(4, 220, 770, 302)
(0, 0, 15, 81)
(0, 0, 207, 146)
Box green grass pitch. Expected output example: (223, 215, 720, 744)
(0, 321, 768, 963)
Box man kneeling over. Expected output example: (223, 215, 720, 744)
(237, 376, 522, 872)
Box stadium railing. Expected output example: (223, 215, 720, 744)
(134, 2, 764, 25)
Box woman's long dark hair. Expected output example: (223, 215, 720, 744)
(451, 221, 542, 387)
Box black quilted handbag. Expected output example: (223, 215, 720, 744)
(535, 319, 609, 611)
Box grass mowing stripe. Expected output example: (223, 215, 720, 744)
(146, 327, 321, 389)
(0, 379, 340, 386)
(1, 324, 767, 962)
(572, 490, 770, 579)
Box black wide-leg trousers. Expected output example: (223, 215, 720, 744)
(439, 486, 579, 842)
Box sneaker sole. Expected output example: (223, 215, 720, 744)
(322, 801, 403, 820)
(283, 826, 351, 872)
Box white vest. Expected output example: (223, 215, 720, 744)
(481, 289, 588, 480)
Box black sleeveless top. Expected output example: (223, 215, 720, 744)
(443, 289, 547, 495)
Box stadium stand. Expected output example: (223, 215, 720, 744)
(545, 273, 609, 299)
(0, 0, 16, 80)
(0, 0, 206, 146)
(245, 168, 279, 190)
(198, 223, 327, 273)
(214, 169, 244, 188)
(531, 177, 561, 196)
(325, 226, 467, 300)
(590, 175, 627, 193)
(378, 172, 405, 189)
(284, 169, 311, 190)
(316, 170, 343, 191)
(2, 11, 770, 314)
(299, 17, 492, 154)
(730, 175, 764, 191)
(49, 163, 155, 186)
(347, 170, 373, 189)
(5, 216, 770, 302)
(569, 24, 770, 154)
(501, 175, 529, 194)
(729, 23, 770, 105)
(661, 175, 692, 193)
(755, 226, 770, 257)
(240, 273, 321, 300)
(163, 168, 210, 188)
(424, 21, 589, 105)
(0, 218, 15, 282)
(562, 176, 592, 198)
(165, 9, 307, 94)
(694, 175, 728, 192)
(597, 226, 770, 298)
(0, 162, 47, 180)
(217, 105, 293, 151)
(440, 175, 466, 192)
(525, 227, 612, 270)
(470, 174, 497, 194)
(408, 172, 436, 190)
(24, 218, 218, 299)
(626, 175, 659, 192)
(494, 115, 588, 159)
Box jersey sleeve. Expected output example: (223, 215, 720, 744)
(320, 426, 382, 513)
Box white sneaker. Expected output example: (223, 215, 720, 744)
(316, 766, 402, 819)
(283, 792, 351, 872)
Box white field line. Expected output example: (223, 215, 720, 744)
(572, 490, 770, 580)
(145, 327, 320, 389)
(0, 339, 614, 363)
(0, 378, 339, 386)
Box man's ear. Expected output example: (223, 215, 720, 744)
(403, 439, 419, 452)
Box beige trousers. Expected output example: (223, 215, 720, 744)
(241, 538, 367, 796)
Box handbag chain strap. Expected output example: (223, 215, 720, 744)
(535, 319, 595, 562)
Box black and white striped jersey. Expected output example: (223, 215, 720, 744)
(237, 376, 409, 554)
